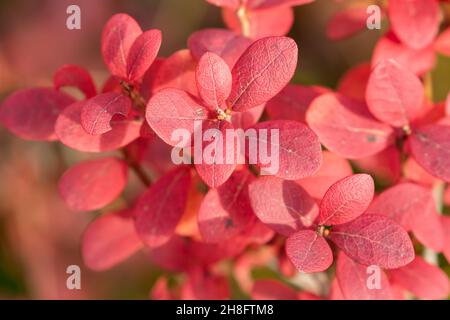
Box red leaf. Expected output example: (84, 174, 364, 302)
(249, 120, 322, 180)
(285, 229, 333, 273)
(59, 157, 128, 211)
(180, 267, 230, 300)
(352, 146, 401, 187)
(366, 182, 430, 230)
(53, 64, 96, 98)
(388, 0, 440, 49)
(196, 52, 232, 110)
(337, 62, 371, 102)
(265, 84, 327, 123)
(126, 29, 162, 82)
(195, 120, 238, 188)
(409, 124, 450, 182)
(251, 279, 297, 300)
(434, 27, 450, 57)
(227, 36, 298, 111)
(135, 166, 191, 248)
(318, 174, 374, 226)
(336, 252, 393, 300)
(297, 151, 353, 201)
(81, 92, 132, 135)
(55, 101, 141, 152)
(0, 88, 74, 141)
(222, 6, 294, 40)
(188, 29, 251, 68)
(441, 216, 450, 262)
(152, 49, 198, 96)
(101, 13, 142, 78)
(326, 7, 369, 41)
(206, 0, 240, 9)
(372, 32, 436, 76)
(231, 104, 265, 129)
(389, 256, 449, 300)
(146, 88, 208, 147)
(248, 176, 318, 236)
(246, 0, 314, 9)
(306, 93, 395, 159)
(82, 210, 143, 271)
(151, 277, 174, 300)
(198, 169, 255, 243)
(330, 214, 414, 269)
(368, 182, 444, 251)
(366, 59, 424, 128)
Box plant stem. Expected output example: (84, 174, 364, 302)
(237, 5, 251, 38)
(423, 181, 445, 265)
(121, 148, 152, 187)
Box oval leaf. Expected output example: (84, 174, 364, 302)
(330, 214, 414, 269)
(126, 29, 162, 82)
(366, 59, 424, 128)
(0, 88, 74, 141)
(285, 229, 333, 273)
(318, 174, 375, 226)
(249, 120, 322, 180)
(196, 52, 232, 110)
(59, 157, 128, 211)
(306, 93, 394, 159)
(135, 166, 191, 248)
(101, 13, 142, 78)
(336, 252, 393, 300)
(249, 176, 318, 236)
(82, 210, 143, 271)
(81, 92, 131, 135)
(227, 36, 298, 111)
(53, 64, 96, 98)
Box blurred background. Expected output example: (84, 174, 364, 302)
(0, 0, 449, 299)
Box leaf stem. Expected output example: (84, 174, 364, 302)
(423, 181, 445, 265)
(121, 148, 152, 187)
(237, 5, 251, 38)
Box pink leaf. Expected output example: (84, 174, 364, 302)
(152, 49, 198, 97)
(318, 174, 374, 226)
(249, 176, 318, 236)
(388, 0, 440, 49)
(180, 267, 230, 300)
(434, 27, 450, 57)
(222, 6, 294, 40)
(330, 214, 414, 269)
(306, 93, 395, 159)
(53, 64, 96, 98)
(372, 32, 436, 76)
(326, 7, 369, 41)
(82, 210, 143, 271)
(251, 279, 298, 300)
(249, 120, 322, 180)
(285, 229, 333, 273)
(58, 157, 128, 211)
(55, 101, 141, 152)
(194, 120, 238, 188)
(337, 62, 371, 102)
(265, 84, 327, 123)
(0, 88, 74, 141)
(126, 29, 162, 82)
(389, 256, 449, 300)
(196, 52, 232, 110)
(231, 104, 265, 129)
(188, 28, 251, 68)
(135, 166, 191, 248)
(227, 36, 298, 111)
(366, 59, 424, 128)
(336, 252, 393, 300)
(145, 88, 208, 147)
(246, 0, 315, 9)
(297, 151, 353, 201)
(198, 169, 255, 243)
(101, 13, 142, 78)
(409, 124, 450, 182)
(81, 92, 132, 135)
(206, 0, 240, 9)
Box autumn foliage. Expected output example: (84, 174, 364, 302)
(1, 0, 450, 300)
